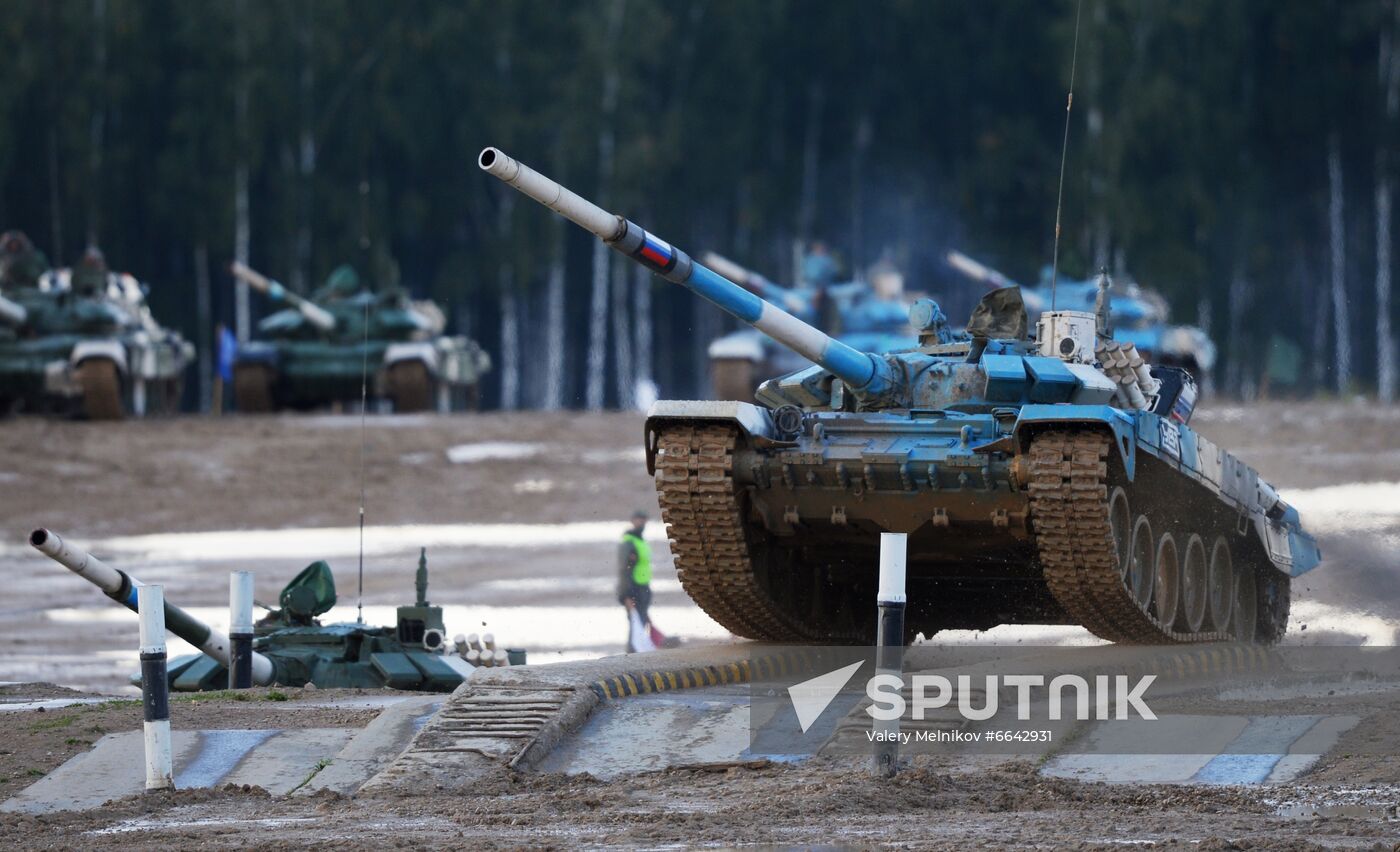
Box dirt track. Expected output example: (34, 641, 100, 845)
(1, 401, 1399, 847)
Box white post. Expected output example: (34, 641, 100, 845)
(873, 532, 908, 778)
(228, 572, 254, 689)
(137, 584, 174, 791)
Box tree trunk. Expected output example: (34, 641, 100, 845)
(497, 193, 518, 410)
(1328, 134, 1351, 394)
(850, 112, 872, 273)
(44, 1, 64, 262)
(632, 264, 653, 406)
(233, 0, 251, 342)
(294, 2, 315, 293)
(543, 216, 566, 410)
(86, 0, 107, 246)
(499, 289, 520, 410)
(1225, 258, 1247, 397)
(195, 242, 212, 412)
(1378, 8, 1399, 403)
(585, 0, 626, 411)
(611, 254, 633, 409)
(796, 83, 825, 248)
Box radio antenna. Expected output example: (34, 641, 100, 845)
(356, 289, 369, 624)
(1050, 0, 1084, 312)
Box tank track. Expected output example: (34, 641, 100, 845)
(1027, 429, 1234, 644)
(654, 423, 809, 641)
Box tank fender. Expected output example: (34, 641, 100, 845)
(383, 342, 440, 374)
(69, 339, 128, 375)
(1011, 403, 1137, 481)
(644, 400, 776, 475)
(233, 342, 280, 368)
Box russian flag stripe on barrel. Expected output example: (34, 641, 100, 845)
(638, 233, 674, 268)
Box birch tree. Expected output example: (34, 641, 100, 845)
(233, 0, 251, 342)
(1378, 0, 1399, 403)
(1328, 133, 1351, 393)
(585, 0, 626, 410)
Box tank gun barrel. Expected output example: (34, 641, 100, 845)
(946, 251, 1019, 291)
(230, 261, 336, 332)
(479, 147, 892, 396)
(0, 292, 26, 326)
(700, 252, 811, 315)
(29, 528, 276, 685)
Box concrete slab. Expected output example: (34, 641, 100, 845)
(538, 687, 751, 778)
(298, 695, 442, 795)
(2, 728, 352, 813)
(1040, 714, 1359, 785)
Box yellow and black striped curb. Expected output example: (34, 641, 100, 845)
(1137, 644, 1280, 679)
(591, 649, 824, 700)
(591, 644, 1279, 701)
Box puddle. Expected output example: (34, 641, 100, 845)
(1278, 803, 1399, 820)
(0, 697, 110, 713)
(1, 520, 670, 562)
(176, 729, 279, 788)
(92, 816, 323, 834)
(446, 441, 544, 463)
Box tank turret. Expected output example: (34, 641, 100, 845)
(479, 147, 896, 403)
(231, 261, 337, 332)
(0, 291, 26, 326)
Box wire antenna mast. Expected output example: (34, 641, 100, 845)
(1050, 0, 1084, 311)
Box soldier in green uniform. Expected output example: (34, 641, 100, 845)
(616, 510, 653, 652)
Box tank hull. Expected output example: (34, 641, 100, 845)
(0, 331, 192, 418)
(645, 401, 1317, 645)
(233, 337, 489, 413)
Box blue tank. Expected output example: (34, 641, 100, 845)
(701, 252, 916, 400)
(947, 251, 1217, 379)
(481, 147, 1318, 645)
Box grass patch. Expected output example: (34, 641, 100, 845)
(176, 690, 252, 703)
(29, 714, 78, 731)
(26, 769, 44, 778)
(92, 699, 139, 710)
(290, 758, 333, 793)
(63, 738, 91, 746)
(265, 690, 289, 702)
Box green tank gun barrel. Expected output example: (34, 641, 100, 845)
(230, 261, 337, 332)
(0, 292, 26, 326)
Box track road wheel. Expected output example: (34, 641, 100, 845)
(1154, 533, 1181, 628)
(710, 358, 757, 402)
(388, 361, 432, 413)
(77, 358, 124, 420)
(1181, 534, 1210, 633)
(1108, 487, 1132, 576)
(233, 364, 275, 413)
(1126, 515, 1155, 610)
(1206, 536, 1233, 633)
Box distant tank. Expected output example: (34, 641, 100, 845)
(947, 250, 1217, 380)
(702, 252, 916, 401)
(481, 146, 1320, 645)
(230, 262, 491, 413)
(0, 241, 194, 419)
(28, 528, 497, 691)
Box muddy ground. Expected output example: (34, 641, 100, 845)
(0, 401, 1398, 847)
